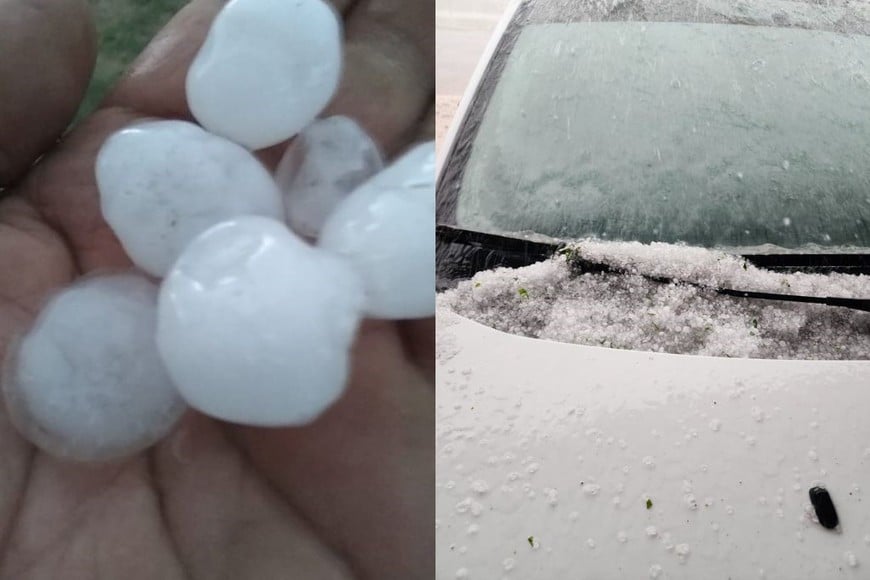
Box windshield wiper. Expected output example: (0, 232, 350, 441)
(567, 253, 870, 314)
(437, 225, 870, 313)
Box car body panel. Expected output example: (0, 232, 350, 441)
(437, 309, 870, 578)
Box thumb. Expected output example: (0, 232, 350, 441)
(0, 0, 97, 186)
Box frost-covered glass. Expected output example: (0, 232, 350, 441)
(456, 22, 870, 249)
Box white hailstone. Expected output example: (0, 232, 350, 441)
(157, 216, 364, 427)
(2, 274, 186, 461)
(318, 141, 436, 319)
(276, 116, 383, 239)
(186, 0, 342, 149)
(96, 120, 283, 277)
(367, 142, 435, 197)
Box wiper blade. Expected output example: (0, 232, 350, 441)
(568, 255, 870, 314)
(437, 224, 556, 272)
(437, 225, 870, 314)
(715, 288, 870, 313)
(436, 225, 870, 273)
(740, 253, 870, 275)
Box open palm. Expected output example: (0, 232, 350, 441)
(0, 0, 434, 578)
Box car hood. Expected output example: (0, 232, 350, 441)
(437, 308, 870, 578)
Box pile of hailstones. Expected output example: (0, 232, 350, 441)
(2, 0, 434, 461)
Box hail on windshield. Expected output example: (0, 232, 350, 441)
(439, 240, 870, 360)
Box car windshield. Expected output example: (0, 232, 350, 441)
(452, 21, 870, 250)
(438, 15, 870, 360)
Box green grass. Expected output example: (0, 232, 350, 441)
(77, 0, 188, 121)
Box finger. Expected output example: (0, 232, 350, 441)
(398, 317, 434, 383)
(102, 0, 223, 120)
(19, 107, 141, 272)
(0, 184, 77, 561)
(0, 197, 75, 316)
(152, 414, 355, 580)
(0, 196, 75, 365)
(331, 0, 360, 15)
(0, 390, 32, 560)
(0, 456, 188, 579)
(326, 0, 435, 156)
(232, 320, 435, 580)
(413, 100, 436, 143)
(0, 0, 97, 186)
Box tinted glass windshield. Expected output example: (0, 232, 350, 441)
(454, 22, 870, 249)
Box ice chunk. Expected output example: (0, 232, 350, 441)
(157, 216, 364, 426)
(277, 116, 383, 239)
(367, 142, 436, 202)
(318, 147, 436, 319)
(185, 0, 342, 149)
(2, 273, 186, 461)
(96, 120, 284, 277)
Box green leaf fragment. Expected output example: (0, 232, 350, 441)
(646, 498, 653, 510)
(527, 536, 535, 547)
(518, 288, 529, 298)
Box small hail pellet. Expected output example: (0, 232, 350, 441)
(2, 274, 186, 461)
(185, 0, 343, 149)
(156, 216, 365, 427)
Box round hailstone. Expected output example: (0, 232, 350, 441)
(96, 119, 284, 277)
(186, 0, 342, 149)
(318, 141, 436, 319)
(367, 141, 435, 196)
(157, 216, 364, 427)
(276, 116, 383, 240)
(2, 273, 186, 462)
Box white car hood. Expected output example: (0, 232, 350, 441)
(437, 308, 870, 579)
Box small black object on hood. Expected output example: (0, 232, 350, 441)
(809, 486, 840, 530)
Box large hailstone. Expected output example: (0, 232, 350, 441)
(186, 0, 343, 149)
(318, 141, 436, 319)
(2, 274, 186, 461)
(367, 141, 435, 195)
(96, 120, 284, 277)
(276, 116, 383, 240)
(157, 216, 364, 427)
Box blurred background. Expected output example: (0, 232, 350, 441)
(436, 0, 511, 151)
(77, 0, 186, 120)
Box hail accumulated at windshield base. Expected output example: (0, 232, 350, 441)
(438, 240, 870, 360)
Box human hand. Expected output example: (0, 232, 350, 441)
(0, 0, 434, 578)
